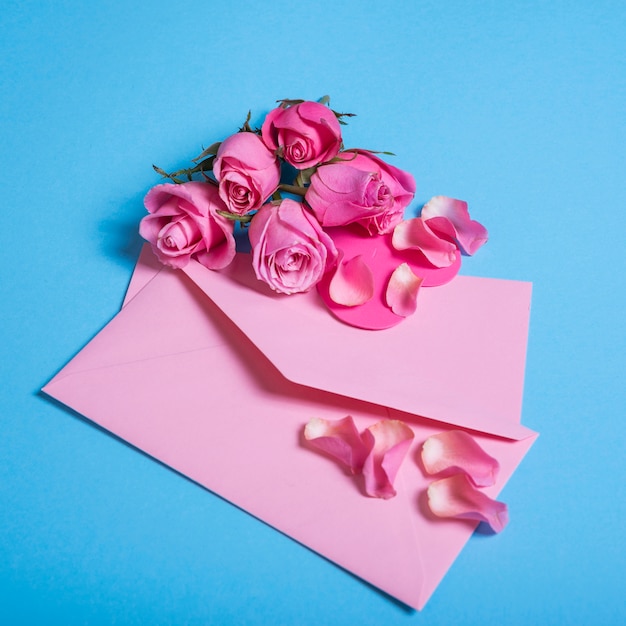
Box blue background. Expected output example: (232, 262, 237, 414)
(1, 1, 624, 623)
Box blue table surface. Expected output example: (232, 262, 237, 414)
(1, 1, 624, 624)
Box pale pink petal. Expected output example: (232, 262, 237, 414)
(385, 263, 423, 317)
(361, 420, 415, 499)
(328, 252, 375, 306)
(421, 196, 488, 255)
(304, 416, 369, 473)
(427, 474, 509, 533)
(392, 218, 458, 267)
(421, 431, 500, 487)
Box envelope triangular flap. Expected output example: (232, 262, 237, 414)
(49, 268, 231, 383)
(42, 248, 538, 610)
(43, 264, 430, 609)
(122, 243, 165, 306)
(182, 256, 533, 440)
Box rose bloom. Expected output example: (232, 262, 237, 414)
(305, 150, 416, 235)
(213, 132, 281, 215)
(249, 199, 338, 294)
(139, 182, 236, 270)
(261, 101, 342, 169)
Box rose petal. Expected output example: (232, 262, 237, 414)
(427, 474, 509, 533)
(385, 263, 423, 317)
(344, 150, 417, 210)
(392, 218, 458, 267)
(304, 416, 369, 473)
(140, 182, 236, 270)
(213, 132, 281, 215)
(328, 252, 375, 306)
(421, 196, 488, 255)
(316, 225, 461, 330)
(214, 131, 279, 174)
(361, 420, 415, 499)
(318, 150, 415, 235)
(261, 101, 342, 169)
(421, 431, 500, 487)
(249, 200, 337, 294)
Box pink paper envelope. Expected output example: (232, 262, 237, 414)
(43, 245, 537, 610)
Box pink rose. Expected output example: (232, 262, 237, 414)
(213, 132, 281, 215)
(261, 101, 342, 169)
(139, 182, 236, 270)
(305, 150, 416, 235)
(249, 199, 338, 294)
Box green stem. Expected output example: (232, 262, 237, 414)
(216, 210, 253, 223)
(278, 183, 307, 197)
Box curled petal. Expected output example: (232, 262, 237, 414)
(328, 252, 375, 306)
(421, 431, 499, 487)
(213, 132, 281, 215)
(305, 150, 415, 235)
(361, 420, 415, 499)
(392, 218, 458, 267)
(140, 182, 235, 270)
(427, 475, 509, 533)
(261, 101, 341, 168)
(249, 199, 337, 294)
(421, 196, 488, 255)
(385, 263, 423, 317)
(304, 416, 368, 473)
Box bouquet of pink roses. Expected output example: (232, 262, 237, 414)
(140, 97, 488, 329)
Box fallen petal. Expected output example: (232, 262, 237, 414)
(385, 263, 423, 317)
(304, 416, 369, 473)
(421, 430, 500, 487)
(328, 252, 375, 307)
(392, 218, 458, 267)
(427, 474, 509, 533)
(421, 196, 488, 255)
(316, 225, 461, 329)
(361, 420, 415, 499)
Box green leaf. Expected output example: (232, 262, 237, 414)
(332, 110, 356, 123)
(153, 156, 216, 184)
(341, 148, 396, 157)
(192, 141, 221, 162)
(276, 98, 305, 108)
(153, 164, 170, 177)
(296, 166, 317, 186)
(152, 164, 185, 184)
(328, 150, 358, 164)
(196, 156, 215, 171)
(239, 110, 253, 133)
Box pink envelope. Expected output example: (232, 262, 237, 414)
(43, 245, 537, 610)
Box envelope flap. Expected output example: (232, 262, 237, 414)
(43, 249, 538, 610)
(122, 243, 165, 306)
(182, 255, 534, 440)
(49, 267, 230, 382)
(43, 262, 430, 609)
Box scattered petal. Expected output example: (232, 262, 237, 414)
(427, 474, 509, 533)
(361, 420, 415, 499)
(317, 225, 461, 329)
(421, 196, 489, 255)
(421, 431, 500, 487)
(392, 218, 458, 267)
(328, 252, 375, 307)
(304, 416, 369, 473)
(385, 263, 423, 317)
